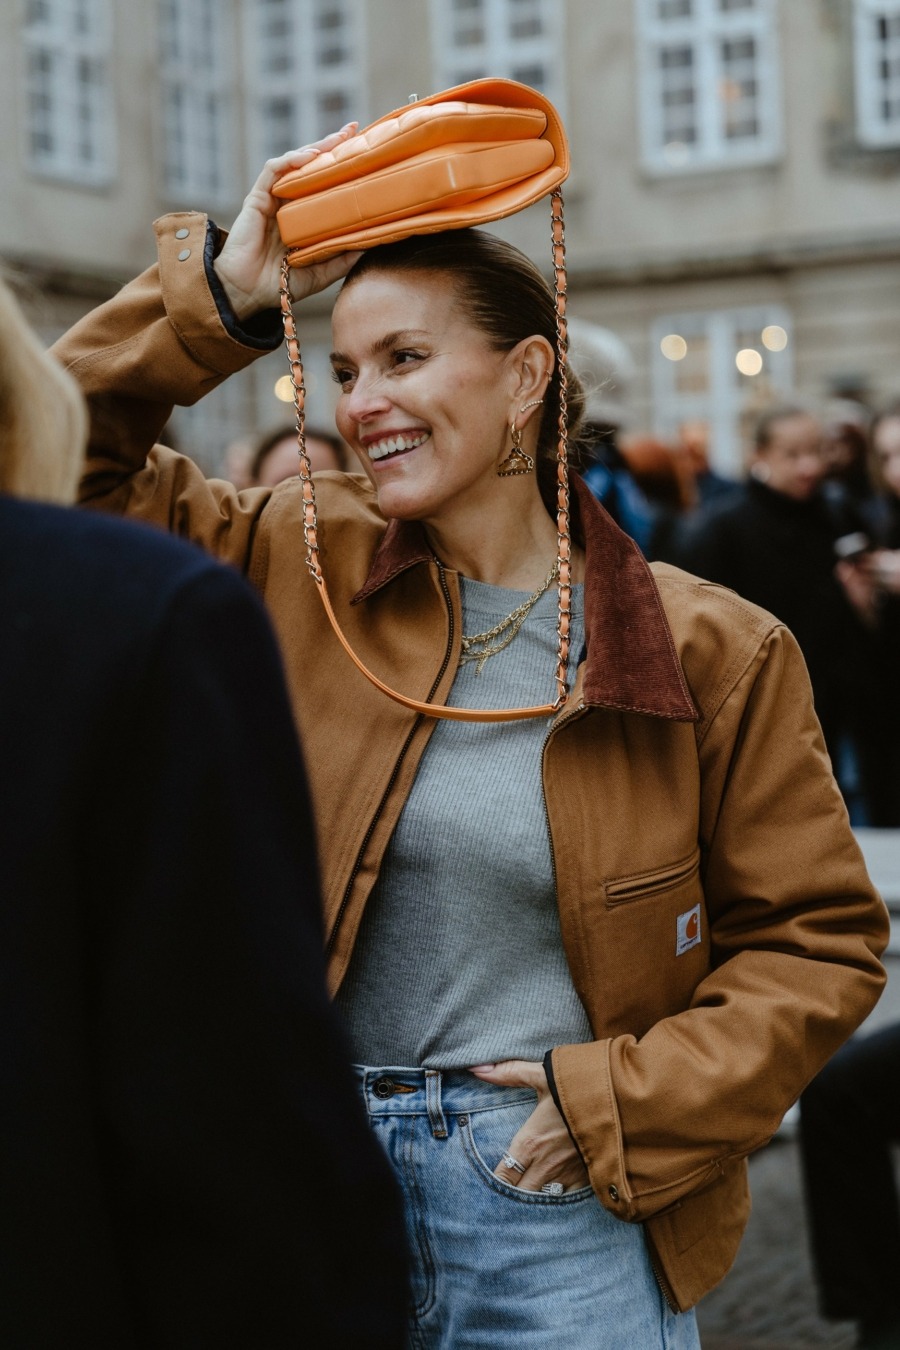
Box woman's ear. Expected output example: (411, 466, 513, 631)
(506, 335, 555, 423)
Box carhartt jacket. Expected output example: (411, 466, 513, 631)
(55, 213, 888, 1312)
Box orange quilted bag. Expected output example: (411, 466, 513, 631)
(273, 78, 569, 265)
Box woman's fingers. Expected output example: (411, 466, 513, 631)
(489, 1084, 591, 1193)
(275, 123, 359, 170)
(255, 123, 359, 198)
(215, 120, 362, 318)
(470, 1059, 546, 1091)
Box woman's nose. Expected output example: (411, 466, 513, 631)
(344, 369, 391, 421)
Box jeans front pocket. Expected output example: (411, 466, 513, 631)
(459, 1099, 595, 1204)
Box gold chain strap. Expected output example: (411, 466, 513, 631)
(276, 196, 573, 723)
(551, 189, 571, 710)
(279, 255, 322, 586)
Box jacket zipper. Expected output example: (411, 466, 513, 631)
(540, 703, 588, 898)
(325, 560, 456, 958)
(646, 1234, 679, 1313)
(541, 703, 680, 1315)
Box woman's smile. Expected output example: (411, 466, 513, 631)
(363, 429, 431, 464)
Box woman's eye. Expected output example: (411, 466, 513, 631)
(393, 349, 423, 368)
(331, 367, 355, 388)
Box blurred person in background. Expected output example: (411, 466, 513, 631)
(821, 398, 878, 516)
(679, 420, 739, 509)
(677, 403, 885, 822)
(245, 421, 349, 486)
(618, 434, 697, 562)
(865, 400, 900, 565)
(800, 400, 900, 1323)
(800, 1020, 900, 1350)
(856, 401, 900, 824)
(0, 272, 407, 1349)
(566, 317, 658, 554)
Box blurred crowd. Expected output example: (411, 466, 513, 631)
(576, 395, 900, 828)
(582, 398, 900, 829)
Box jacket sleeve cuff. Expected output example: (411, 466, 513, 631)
(204, 220, 282, 350)
(550, 1041, 634, 1217)
(544, 1048, 586, 1158)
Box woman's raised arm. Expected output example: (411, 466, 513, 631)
(51, 128, 359, 573)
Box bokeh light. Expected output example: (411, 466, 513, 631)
(660, 333, 688, 361)
(761, 325, 788, 352)
(735, 348, 764, 376)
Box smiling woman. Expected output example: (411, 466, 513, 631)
(53, 118, 888, 1350)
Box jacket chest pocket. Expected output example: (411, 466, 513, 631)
(605, 853, 702, 907)
(592, 851, 709, 1039)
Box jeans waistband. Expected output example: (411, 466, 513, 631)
(354, 1066, 536, 1140)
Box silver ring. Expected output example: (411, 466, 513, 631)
(541, 1181, 565, 1196)
(501, 1152, 526, 1175)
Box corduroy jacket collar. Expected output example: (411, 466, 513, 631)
(352, 475, 697, 722)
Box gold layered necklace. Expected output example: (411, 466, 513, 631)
(459, 560, 560, 675)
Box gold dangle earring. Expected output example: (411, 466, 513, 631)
(497, 405, 539, 478)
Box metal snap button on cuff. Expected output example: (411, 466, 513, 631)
(608, 1184, 620, 1201)
(175, 227, 190, 239)
(177, 248, 191, 261)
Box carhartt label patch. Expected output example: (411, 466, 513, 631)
(676, 903, 702, 955)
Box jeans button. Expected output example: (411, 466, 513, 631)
(372, 1076, 396, 1099)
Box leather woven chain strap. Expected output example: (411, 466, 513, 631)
(277, 191, 572, 724)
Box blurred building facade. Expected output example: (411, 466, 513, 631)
(3, 0, 899, 474)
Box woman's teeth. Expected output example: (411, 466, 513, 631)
(367, 432, 429, 461)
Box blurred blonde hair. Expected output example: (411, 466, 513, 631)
(0, 272, 87, 504)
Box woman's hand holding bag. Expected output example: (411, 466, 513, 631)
(213, 125, 363, 321)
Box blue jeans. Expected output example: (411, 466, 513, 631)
(356, 1066, 700, 1349)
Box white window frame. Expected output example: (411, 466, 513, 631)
(636, 0, 781, 174)
(854, 0, 900, 148)
(22, 0, 115, 186)
(157, 0, 238, 206)
(651, 304, 793, 477)
(245, 0, 366, 166)
(429, 0, 566, 115)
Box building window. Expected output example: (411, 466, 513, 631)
(652, 305, 793, 476)
(636, 0, 781, 172)
(23, 0, 114, 185)
(430, 0, 565, 111)
(854, 1, 900, 147)
(158, 0, 236, 204)
(248, 0, 362, 162)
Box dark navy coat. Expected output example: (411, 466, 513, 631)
(0, 496, 407, 1348)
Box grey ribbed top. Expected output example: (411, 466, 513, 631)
(335, 575, 592, 1069)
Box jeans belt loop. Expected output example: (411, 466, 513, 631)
(425, 1069, 448, 1139)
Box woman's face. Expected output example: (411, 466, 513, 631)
(256, 433, 341, 486)
(330, 270, 518, 525)
(753, 413, 825, 502)
(874, 416, 900, 499)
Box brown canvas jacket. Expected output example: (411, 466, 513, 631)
(56, 213, 889, 1311)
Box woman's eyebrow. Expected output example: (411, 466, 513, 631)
(329, 330, 431, 364)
